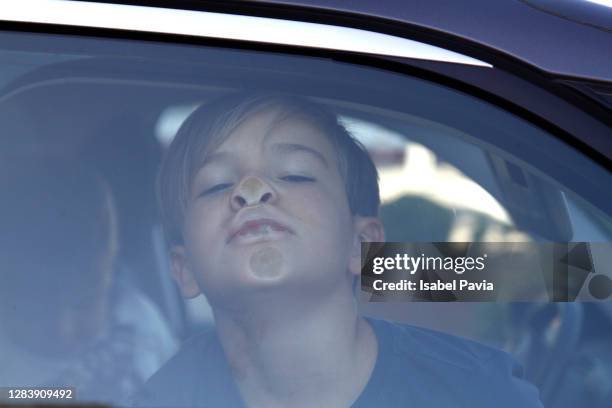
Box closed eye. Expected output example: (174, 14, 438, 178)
(199, 183, 233, 197)
(279, 175, 316, 183)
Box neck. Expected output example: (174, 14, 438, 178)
(212, 283, 377, 408)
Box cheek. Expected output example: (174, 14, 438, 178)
(286, 187, 330, 222)
(183, 203, 223, 256)
(287, 186, 353, 241)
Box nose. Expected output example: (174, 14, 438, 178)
(230, 175, 276, 210)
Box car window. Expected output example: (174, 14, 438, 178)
(0, 30, 611, 407)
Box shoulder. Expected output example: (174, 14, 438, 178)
(130, 330, 215, 408)
(369, 318, 543, 407)
(372, 318, 503, 370)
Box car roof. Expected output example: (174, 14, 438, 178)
(251, 0, 612, 82)
(4, 1, 611, 82)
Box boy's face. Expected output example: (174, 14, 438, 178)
(171, 108, 381, 306)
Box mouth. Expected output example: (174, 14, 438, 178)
(227, 218, 293, 244)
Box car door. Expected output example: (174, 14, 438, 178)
(0, 1, 611, 407)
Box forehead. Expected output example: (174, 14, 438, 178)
(209, 107, 338, 160)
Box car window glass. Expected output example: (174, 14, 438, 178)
(0, 31, 610, 407)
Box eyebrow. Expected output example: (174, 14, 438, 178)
(271, 143, 329, 168)
(199, 151, 231, 168)
(198, 142, 329, 169)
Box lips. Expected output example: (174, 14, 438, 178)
(227, 218, 292, 244)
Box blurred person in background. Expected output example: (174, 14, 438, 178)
(0, 157, 177, 405)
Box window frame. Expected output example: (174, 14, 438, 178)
(1, 0, 609, 169)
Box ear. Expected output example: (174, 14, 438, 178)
(170, 246, 201, 299)
(349, 217, 386, 276)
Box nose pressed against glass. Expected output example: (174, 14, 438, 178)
(231, 176, 275, 209)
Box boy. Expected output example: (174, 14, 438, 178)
(134, 93, 542, 407)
